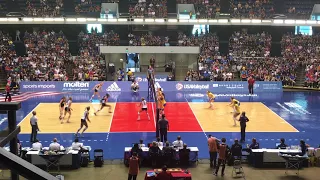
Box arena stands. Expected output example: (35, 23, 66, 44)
(75, 0, 101, 15)
(281, 33, 320, 88)
(78, 30, 120, 56)
(129, 33, 168, 46)
(129, 0, 168, 18)
(229, 31, 272, 58)
(25, 0, 63, 17)
(176, 0, 221, 19)
(284, 0, 318, 19)
(177, 32, 233, 81)
(230, 0, 275, 19)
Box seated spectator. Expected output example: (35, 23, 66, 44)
(172, 136, 184, 149)
(231, 139, 242, 158)
(299, 140, 309, 156)
(162, 141, 174, 154)
(49, 138, 61, 151)
(138, 139, 146, 148)
(149, 141, 161, 166)
(32, 139, 43, 151)
(156, 165, 171, 180)
(131, 143, 142, 155)
(156, 137, 163, 147)
(179, 144, 190, 166)
(71, 138, 84, 150)
(249, 138, 259, 149)
(277, 138, 288, 149)
(149, 141, 161, 154)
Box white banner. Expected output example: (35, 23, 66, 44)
(99, 46, 200, 54)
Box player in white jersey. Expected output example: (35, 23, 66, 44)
(89, 82, 103, 102)
(138, 98, 150, 120)
(94, 94, 112, 115)
(62, 97, 72, 123)
(131, 81, 139, 93)
(75, 106, 91, 137)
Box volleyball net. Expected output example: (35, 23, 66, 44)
(148, 73, 160, 136)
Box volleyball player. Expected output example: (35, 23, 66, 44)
(131, 81, 139, 93)
(75, 106, 91, 137)
(94, 94, 112, 115)
(157, 88, 166, 115)
(62, 97, 73, 123)
(233, 102, 241, 126)
(59, 97, 66, 120)
(138, 98, 150, 120)
(89, 82, 103, 102)
(206, 91, 215, 109)
(229, 97, 240, 113)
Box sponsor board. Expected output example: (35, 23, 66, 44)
(135, 76, 167, 82)
(20, 81, 283, 93)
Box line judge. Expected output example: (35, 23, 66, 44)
(30, 111, 40, 143)
(158, 114, 169, 142)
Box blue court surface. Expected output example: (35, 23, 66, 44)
(1, 91, 319, 159)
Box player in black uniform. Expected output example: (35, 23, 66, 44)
(94, 94, 112, 115)
(75, 106, 91, 137)
(59, 97, 66, 120)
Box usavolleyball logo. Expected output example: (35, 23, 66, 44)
(176, 83, 183, 90)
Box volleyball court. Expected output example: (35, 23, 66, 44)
(109, 74, 203, 133)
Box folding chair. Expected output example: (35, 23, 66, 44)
(232, 160, 245, 179)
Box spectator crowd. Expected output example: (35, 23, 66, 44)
(26, 0, 63, 17)
(129, 33, 169, 46)
(129, 0, 168, 18)
(75, 0, 101, 14)
(177, 0, 221, 19)
(230, 0, 275, 19)
(1, 28, 319, 89)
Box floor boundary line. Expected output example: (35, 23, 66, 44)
(17, 103, 40, 126)
(184, 98, 208, 139)
(260, 102, 299, 132)
(151, 102, 156, 129)
(106, 98, 117, 142)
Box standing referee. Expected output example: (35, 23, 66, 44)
(248, 76, 255, 95)
(238, 112, 249, 142)
(30, 111, 40, 143)
(158, 114, 169, 142)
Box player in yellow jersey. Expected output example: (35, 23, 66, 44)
(206, 91, 215, 109)
(157, 88, 166, 115)
(233, 103, 241, 126)
(229, 97, 240, 113)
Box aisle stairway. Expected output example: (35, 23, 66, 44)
(294, 64, 305, 87)
(0, 69, 7, 88)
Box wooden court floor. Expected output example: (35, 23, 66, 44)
(19, 103, 115, 134)
(189, 102, 299, 132)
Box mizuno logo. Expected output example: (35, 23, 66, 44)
(106, 82, 121, 91)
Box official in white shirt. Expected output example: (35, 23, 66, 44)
(138, 139, 146, 148)
(156, 137, 163, 147)
(32, 139, 43, 151)
(49, 138, 61, 151)
(172, 136, 184, 148)
(71, 138, 83, 150)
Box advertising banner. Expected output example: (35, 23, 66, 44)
(20, 81, 282, 93)
(135, 75, 168, 82)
